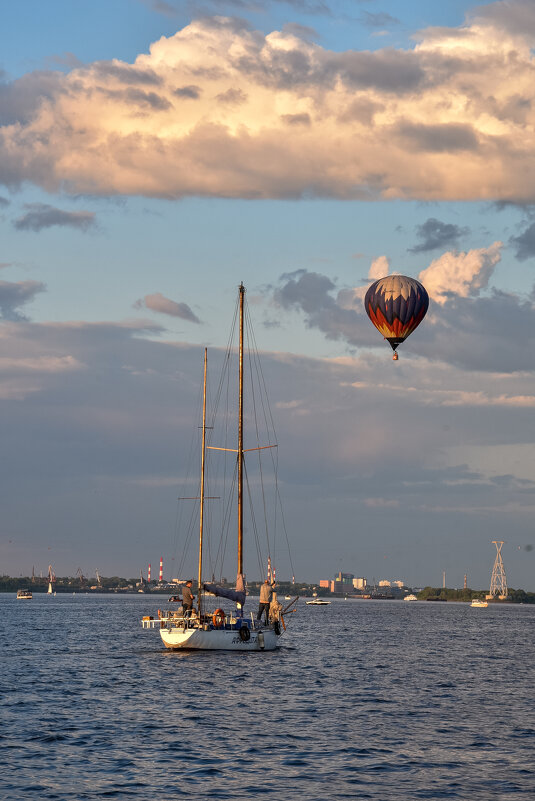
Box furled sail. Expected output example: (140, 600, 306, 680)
(203, 573, 246, 606)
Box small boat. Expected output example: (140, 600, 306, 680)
(306, 598, 330, 605)
(471, 598, 488, 607)
(403, 594, 418, 601)
(16, 589, 32, 599)
(284, 595, 291, 600)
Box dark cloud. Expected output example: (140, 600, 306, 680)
(396, 122, 479, 152)
(330, 50, 424, 93)
(281, 22, 320, 41)
(93, 62, 162, 86)
(0, 71, 63, 126)
(510, 221, 535, 260)
(174, 85, 201, 99)
(98, 87, 172, 110)
(134, 293, 201, 323)
(0, 280, 46, 320)
(359, 11, 400, 29)
(14, 204, 96, 233)
(472, 0, 535, 38)
(271, 270, 535, 372)
(281, 113, 311, 126)
(0, 196, 9, 207)
(1, 316, 533, 587)
(409, 218, 470, 253)
(216, 87, 248, 105)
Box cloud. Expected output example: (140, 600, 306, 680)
(134, 292, 201, 322)
(409, 218, 470, 253)
(0, 196, 9, 207)
(268, 246, 535, 372)
(5, 13, 535, 199)
(0, 280, 46, 320)
(2, 315, 535, 588)
(13, 204, 96, 233)
(510, 221, 535, 260)
(418, 242, 503, 304)
(359, 11, 400, 30)
(368, 256, 390, 280)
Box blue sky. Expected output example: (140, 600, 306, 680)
(1, 0, 535, 590)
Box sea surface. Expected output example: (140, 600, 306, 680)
(1, 594, 534, 801)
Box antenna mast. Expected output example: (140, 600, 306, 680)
(489, 540, 508, 598)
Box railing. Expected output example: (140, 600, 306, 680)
(141, 610, 269, 630)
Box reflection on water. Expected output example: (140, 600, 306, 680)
(1, 594, 533, 800)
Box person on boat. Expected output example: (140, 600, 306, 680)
(269, 591, 283, 623)
(257, 579, 273, 625)
(182, 580, 194, 618)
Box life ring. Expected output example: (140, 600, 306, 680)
(239, 625, 251, 642)
(212, 608, 225, 628)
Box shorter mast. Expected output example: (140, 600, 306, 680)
(197, 348, 208, 616)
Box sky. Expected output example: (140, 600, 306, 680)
(1, 0, 535, 590)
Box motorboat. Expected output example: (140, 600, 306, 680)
(16, 589, 32, 599)
(471, 598, 488, 607)
(306, 598, 330, 605)
(403, 594, 418, 601)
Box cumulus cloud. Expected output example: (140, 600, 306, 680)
(409, 218, 470, 253)
(418, 242, 503, 304)
(5, 12, 535, 199)
(134, 292, 201, 322)
(14, 204, 96, 233)
(0, 280, 46, 320)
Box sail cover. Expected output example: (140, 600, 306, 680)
(203, 573, 246, 606)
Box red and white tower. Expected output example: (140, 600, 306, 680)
(159, 557, 163, 583)
(148, 564, 151, 583)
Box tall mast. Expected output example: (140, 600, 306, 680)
(197, 348, 208, 614)
(238, 283, 245, 576)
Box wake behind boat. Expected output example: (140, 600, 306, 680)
(142, 284, 296, 650)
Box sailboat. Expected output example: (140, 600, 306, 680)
(141, 284, 295, 650)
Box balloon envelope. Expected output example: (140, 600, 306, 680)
(364, 275, 429, 351)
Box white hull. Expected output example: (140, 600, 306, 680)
(159, 625, 279, 651)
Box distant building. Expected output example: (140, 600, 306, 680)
(352, 577, 367, 589)
(319, 579, 331, 589)
(392, 580, 405, 588)
(335, 572, 354, 582)
(378, 580, 391, 587)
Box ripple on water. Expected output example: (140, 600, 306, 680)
(1, 595, 534, 800)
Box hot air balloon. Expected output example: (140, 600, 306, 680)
(364, 275, 429, 360)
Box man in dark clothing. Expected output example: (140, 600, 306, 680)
(182, 580, 194, 617)
(257, 579, 273, 625)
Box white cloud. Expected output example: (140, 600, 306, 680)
(3, 15, 535, 200)
(418, 242, 503, 304)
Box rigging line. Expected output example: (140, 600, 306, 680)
(171, 357, 205, 575)
(247, 335, 272, 565)
(245, 302, 279, 562)
(212, 458, 238, 580)
(276, 482, 296, 581)
(243, 458, 266, 582)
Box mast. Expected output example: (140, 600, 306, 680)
(197, 348, 208, 615)
(238, 283, 245, 577)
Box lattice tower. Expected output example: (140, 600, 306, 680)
(489, 541, 508, 597)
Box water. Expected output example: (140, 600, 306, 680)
(1, 595, 534, 800)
